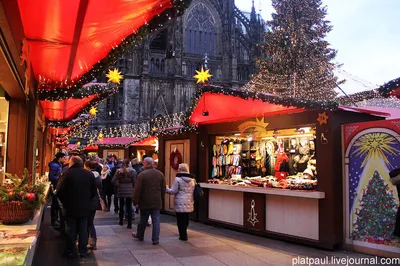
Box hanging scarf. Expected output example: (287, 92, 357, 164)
(274, 152, 289, 172)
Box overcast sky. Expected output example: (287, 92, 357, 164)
(235, 0, 400, 94)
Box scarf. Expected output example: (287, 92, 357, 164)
(101, 166, 111, 180)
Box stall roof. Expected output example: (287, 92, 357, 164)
(95, 137, 139, 146)
(188, 86, 391, 125)
(18, 0, 176, 87)
(131, 136, 158, 146)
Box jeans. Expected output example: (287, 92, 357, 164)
(176, 213, 190, 240)
(114, 195, 119, 212)
(51, 193, 59, 224)
(88, 210, 97, 238)
(65, 216, 88, 254)
(119, 198, 132, 226)
(125, 203, 136, 218)
(136, 209, 160, 242)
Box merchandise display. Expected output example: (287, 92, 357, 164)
(209, 127, 317, 191)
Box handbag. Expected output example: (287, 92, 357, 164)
(97, 188, 106, 211)
(193, 182, 204, 201)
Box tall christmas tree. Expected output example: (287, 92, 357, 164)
(351, 170, 398, 242)
(245, 0, 343, 100)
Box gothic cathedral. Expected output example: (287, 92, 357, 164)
(94, 0, 264, 129)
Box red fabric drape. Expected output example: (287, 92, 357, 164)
(18, 0, 172, 86)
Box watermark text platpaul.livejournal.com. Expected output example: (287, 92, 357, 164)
(292, 256, 400, 266)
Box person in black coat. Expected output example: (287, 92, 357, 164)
(57, 156, 97, 258)
(110, 160, 122, 213)
(389, 168, 400, 237)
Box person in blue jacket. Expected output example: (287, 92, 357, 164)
(49, 152, 66, 228)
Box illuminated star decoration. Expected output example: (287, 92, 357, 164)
(193, 67, 212, 84)
(89, 107, 98, 116)
(317, 112, 329, 125)
(106, 68, 123, 84)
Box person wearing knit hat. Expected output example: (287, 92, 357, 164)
(389, 168, 400, 237)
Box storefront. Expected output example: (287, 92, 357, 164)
(158, 86, 390, 249)
(0, 88, 9, 181)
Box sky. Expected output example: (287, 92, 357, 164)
(235, 0, 400, 94)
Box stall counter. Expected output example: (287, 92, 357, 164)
(201, 183, 325, 241)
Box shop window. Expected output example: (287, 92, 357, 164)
(0, 89, 9, 181)
(210, 126, 317, 190)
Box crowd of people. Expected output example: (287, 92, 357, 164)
(47, 152, 196, 258)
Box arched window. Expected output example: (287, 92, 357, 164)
(185, 3, 218, 56)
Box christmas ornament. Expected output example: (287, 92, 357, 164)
(89, 107, 98, 116)
(106, 68, 123, 84)
(317, 112, 329, 125)
(169, 149, 182, 170)
(193, 67, 212, 84)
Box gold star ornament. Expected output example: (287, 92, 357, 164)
(89, 107, 98, 116)
(317, 112, 329, 125)
(106, 68, 123, 84)
(193, 67, 212, 84)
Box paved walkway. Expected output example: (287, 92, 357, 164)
(33, 205, 395, 266)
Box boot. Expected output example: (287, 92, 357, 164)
(88, 238, 97, 250)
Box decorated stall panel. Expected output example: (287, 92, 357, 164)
(343, 119, 400, 255)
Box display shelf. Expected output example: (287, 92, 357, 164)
(200, 183, 325, 199)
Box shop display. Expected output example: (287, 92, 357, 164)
(209, 128, 317, 191)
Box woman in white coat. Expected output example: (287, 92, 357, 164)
(166, 163, 195, 241)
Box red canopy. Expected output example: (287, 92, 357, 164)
(41, 95, 97, 121)
(95, 137, 139, 146)
(18, 0, 173, 86)
(189, 92, 304, 125)
(188, 90, 391, 125)
(131, 136, 158, 146)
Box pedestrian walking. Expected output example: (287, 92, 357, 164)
(110, 159, 123, 213)
(84, 160, 102, 250)
(101, 164, 112, 212)
(132, 157, 166, 245)
(48, 152, 66, 229)
(57, 156, 97, 258)
(166, 163, 195, 241)
(112, 159, 136, 229)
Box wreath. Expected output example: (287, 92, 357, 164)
(170, 149, 182, 170)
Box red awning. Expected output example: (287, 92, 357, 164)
(18, 0, 173, 86)
(189, 92, 304, 125)
(131, 136, 158, 146)
(41, 95, 97, 121)
(188, 90, 392, 126)
(95, 137, 139, 146)
(85, 145, 98, 152)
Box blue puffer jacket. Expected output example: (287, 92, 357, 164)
(48, 160, 62, 186)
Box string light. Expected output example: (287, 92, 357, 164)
(244, 0, 342, 101)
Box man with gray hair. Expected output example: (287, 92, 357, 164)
(132, 157, 166, 245)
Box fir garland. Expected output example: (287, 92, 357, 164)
(38, 83, 117, 101)
(47, 88, 118, 128)
(378, 76, 400, 98)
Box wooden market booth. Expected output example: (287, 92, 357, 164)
(158, 86, 390, 249)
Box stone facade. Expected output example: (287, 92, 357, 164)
(93, 0, 264, 128)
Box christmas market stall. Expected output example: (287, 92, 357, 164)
(129, 136, 159, 163)
(95, 137, 139, 160)
(157, 85, 393, 249)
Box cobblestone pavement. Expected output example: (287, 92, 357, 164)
(33, 205, 398, 266)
